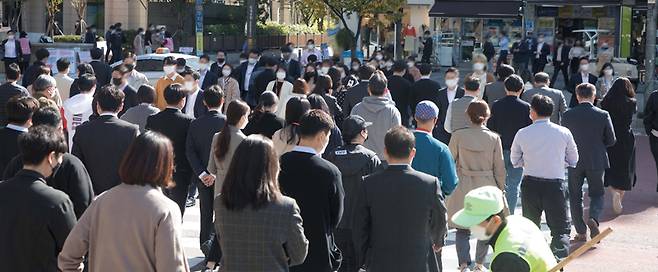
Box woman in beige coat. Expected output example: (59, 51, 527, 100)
(217, 64, 241, 114)
(272, 96, 311, 156)
(447, 100, 506, 272)
(202, 100, 250, 270)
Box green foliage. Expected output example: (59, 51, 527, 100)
(123, 29, 139, 49)
(206, 22, 322, 36)
(335, 27, 354, 50)
(53, 35, 82, 43)
(294, 0, 329, 27)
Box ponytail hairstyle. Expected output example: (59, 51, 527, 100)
(214, 100, 250, 162)
(283, 96, 311, 144)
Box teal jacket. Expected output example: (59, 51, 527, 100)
(411, 130, 459, 196)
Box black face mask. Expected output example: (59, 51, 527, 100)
(112, 78, 123, 86)
(125, 63, 135, 72)
(304, 71, 316, 80)
(217, 58, 225, 64)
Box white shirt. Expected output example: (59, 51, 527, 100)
(581, 72, 589, 84)
(556, 46, 563, 62)
(63, 93, 95, 150)
(54, 73, 74, 100)
(244, 64, 256, 91)
(6, 124, 28, 132)
(4, 39, 16, 58)
(447, 87, 457, 104)
(535, 42, 544, 58)
(199, 70, 207, 87)
(99, 112, 118, 117)
(292, 145, 318, 155)
(184, 88, 201, 118)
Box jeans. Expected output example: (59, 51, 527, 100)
(455, 228, 489, 265)
(521, 177, 571, 259)
(568, 167, 605, 234)
(503, 150, 523, 214)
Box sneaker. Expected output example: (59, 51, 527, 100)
(190, 261, 207, 271)
(473, 264, 488, 272)
(612, 190, 623, 215)
(587, 218, 600, 240)
(186, 198, 196, 208)
(459, 266, 472, 272)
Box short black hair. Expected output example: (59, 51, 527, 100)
(137, 85, 156, 104)
(307, 54, 318, 63)
(579, 56, 590, 63)
(77, 63, 95, 76)
(32, 107, 62, 127)
(6, 96, 38, 124)
(496, 64, 515, 81)
(163, 56, 176, 66)
(263, 56, 279, 67)
(96, 85, 125, 112)
(358, 65, 376, 81)
(19, 125, 67, 165)
(530, 95, 554, 117)
(56, 58, 70, 72)
(576, 83, 595, 99)
(533, 72, 550, 84)
(164, 83, 186, 105)
(203, 85, 225, 108)
(445, 67, 459, 76)
(281, 46, 293, 53)
(392, 61, 407, 73)
(298, 109, 335, 138)
(6, 63, 20, 80)
(112, 64, 129, 75)
(181, 69, 201, 80)
(90, 48, 104, 60)
(78, 73, 97, 93)
(176, 58, 187, 67)
(200, 54, 210, 61)
(368, 71, 388, 96)
(418, 63, 432, 75)
(35, 48, 50, 61)
(464, 75, 481, 91)
(504, 74, 524, 93)
(384, 126, 415, 159)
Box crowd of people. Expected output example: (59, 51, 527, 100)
(0, 32, 654, 272)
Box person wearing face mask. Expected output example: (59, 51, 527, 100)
(301, 39, 321, 66)
(122, 52, 149, 91)
(435, 67, 465, 144)
(388, 61, 412, 127)
(111, 64, 138, 116)
(280, 45, 302, 81)
(181, 70, 208, 119)
(452, 186, 557, 272)
(421, 30, 433, 64)
(303, 63, 318, 90)
(266, 66, 294, 118)
(198, 54, 218, 91)
(531, 34, 550, 74)
(318, 59, 332, 76)
(350, 58, 361, 76)
(569, 40, 586, 75)
(218, 64, 240, 114)
(1, 30, 23, 73)
(467, 53, 495, 99)
(447, 101, 507, 272)
(567, 56, 597, 107)
(0, 125, 76, 272)
(154, 56, 186, 109)
(133, 28, 146, 55)
(209, 50, 227, 77)
(234, 49, 261, 105)
(595, 63, 617, 102)
(483, 64, 515, 108)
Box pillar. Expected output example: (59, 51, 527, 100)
(22, 0, 47, 33)
(62, 0, 77, 34)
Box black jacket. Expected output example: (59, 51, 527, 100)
(252, 68, 277, 105)
(279, 150, 344, 272)
(0, 82, 30, 126)
(353, 165, 447, 271)
(0, 170, 77, 271)
(183, 90, 208, 119)
(281, 58, 302, 81)
(563, 103, 617, 170)
(487, 96, 532, 150)
(4, 153, 94, 218)
(0, 127, 24, 175)
(201, 70, 219, 91)
(411, 78, 442, 115)
(243, 111, 284, 139)
(210, 62, 224, 78)
(118, 85, 138, 117)
(185, 110, 226, 177)
(325, 144, 381, 230)
(532, 42, 551, 63)
(435, 87, 465, 144)
(553, 45, 571, 66)
(342, 80, 369, 117)
(72, 115, 139, 194)
(568, 72, 598, 107)
(22, 61, 47, 87)
(644, 91, 658, 135)
(146, 108, 194, 174)
(90, 60, 112, 86)
(388, 75, 412, 126)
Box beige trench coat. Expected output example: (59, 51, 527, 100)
(446, 125, 507, 228)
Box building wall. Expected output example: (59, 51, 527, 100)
(105, 0, 147, 30)
(403, 4, 430, 30)
(22, 0, 46, 32)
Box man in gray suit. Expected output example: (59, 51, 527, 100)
(353, 126, 447, 272)
(562, 83, 616, 241)
(120, 85, 160, 133)
(444, 75, 480, 134)
(522, 72, 567, 125)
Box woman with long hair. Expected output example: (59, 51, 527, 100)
(218, 63, 241, 114)
(307, 94, 343, 157)
(215, 135, 308, 271)
(243, 91, 285, 138)
(596, 62, 617, 102)
(312, 74, 343, 125)
(303, 63, 318, 91)
(600, 77, 637, 214)
(58, 132, 189, 271)
(447, 101, 506, 272)
(272, 96, 312, 156)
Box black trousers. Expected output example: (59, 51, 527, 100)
(165, 171, 191, 216)
(650, 135, 658, 192)
(197, 180, 215, 249)
(20, 54, 30, 73)
(3, 57, 18, 72)
(550, 63, 569, 89)
(496, 50, 509, 72)
(532, 58, 547, 74)
(336, 229, 357, 272)
(521, 177, 571, 259)
(207, 233, 223, 263)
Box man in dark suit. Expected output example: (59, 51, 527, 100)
(550, 40, 571, 88)
(353, 126, 447, 272)
(209, 50, 227, 77)
(435, 67, 464, 144)
(112, 64, 138, 116)
(182, 70, 208, 119)
(0, 96, 38, 174)
(72, 85, 139, 195)
(483, 64, 515, 107)
(0, 63, 30, 125)
(562, 83, 616, 241)
(232, 49, 261, 103)
(387, 61, 412, 127)
(0, 125, 76, 271)
(343, 64, 376, 117)
(4, 106, 95, 218)
(250, 56, 277, 106)
(185, 85, 225, 256)
(531, 34, 551, 74)
(1, 30, 22, 72)
(410, 63, 442, 115)
(281, 45, 302, 81)
(21, 48, 50, 88)
(511, 34, 532, 81)
(199, 55, 219, 90)
(567, 57, 598, 107)
(279, 110, 344, 272)
(146, 83, 194, 215)
(89, 47, 112, 86)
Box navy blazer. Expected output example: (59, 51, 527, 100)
(146, 108, 194, 174)
(185, 110, 226, 177)
(568, 73, 598, 107)
(201, 70, 219, 91)
(562, 103, 616, 170)
(434, 87, 465, 144)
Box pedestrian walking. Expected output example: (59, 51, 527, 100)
(111, 64, 138, 116)
(133, 28, 145, 55)
(281, 45, 302, 81)
(595, 63, 618, 103)
(0, 63, 29, 126)
(1, 30, 22, 73)
(410, 63, 442, 117)
(89, 47, 112, 86)
(388, 61, 412, 127)
(522, 72, 567, 125)
(483, 64, 515, 107)
(434, 67, 465, 144)
(272, 96, 311, 156)
(531, 34, 550, 74)
(18, 31, 31, 72)
(181, 70, 208, 119)
(444, 75, 480, 134)
(568, 57, 598, 107)
(644, 89, 658, 192)
(342, 65, 376, 117)
(54, 58, 74, 100)
(311, 74, 343, 124)
(198, 54, 218, 90)
(62, 74, 96, 148)
(551, 39, 571, 89)
(243, 91, 284, 138)
(120, 85, 160, 133)
(495, 31, 510, 71)
(0, 96, 38, 175)
(468, 54, 495, 99)
(307, 94, 343, 158)
(22, 48, 49, 88)
(568, 40, 586, 75)
(154, 56, 185, 110)
(267, 66, 294, 117)
(217, 63, 241, 114)
(301, 39, 322, 66)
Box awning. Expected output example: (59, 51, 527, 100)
(526, 0, 624, 6)
(429, 0, 523, 18)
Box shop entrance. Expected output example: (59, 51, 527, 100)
(556, 18, 597, 42)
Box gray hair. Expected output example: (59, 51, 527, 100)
(33, 75, 57, 93)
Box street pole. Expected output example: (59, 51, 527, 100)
(645, 0, 657, 100)
(246, 0, 257, 51)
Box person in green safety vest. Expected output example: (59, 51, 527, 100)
(452, 186, 558, 272)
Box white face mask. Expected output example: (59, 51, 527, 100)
(248, 58, 258, 65)
(7, 35, 15, 40)
(276, 71, 286, 80)
(307, 44, 315, 50)
(538, 38, 544, 43)
(320, 67, 330, 75)
(470, 221, 493, 241)
(604, 69, 613, 76)
(375, 54, 383, 61)
(198, 63, 209, 71)
(407, 62, 415, 68)
(163, 65, 176, 75)
(386, 62, 393, 69)
(473, 63, 485, 71)
(352, 65, 360, 71)
(580, 64, 589, 72)
(184, 81, 195, 90)
(445, 79, 458, 88)
(222, 69, 232, 77)
(340, 72, 346, 79)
